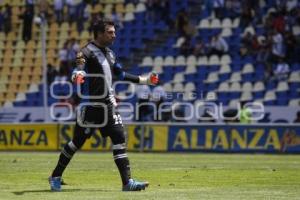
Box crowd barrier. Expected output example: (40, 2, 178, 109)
(0, 123, 299, 153)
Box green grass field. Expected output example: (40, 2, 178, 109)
(0, 152, 300, 200)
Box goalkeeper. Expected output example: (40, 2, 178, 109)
(49, 18, 159, 192)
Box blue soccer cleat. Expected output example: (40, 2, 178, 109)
(48, 176, 62, 191)
(122, 179, 149, 191)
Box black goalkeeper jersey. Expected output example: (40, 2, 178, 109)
(78, 42, 120, 106)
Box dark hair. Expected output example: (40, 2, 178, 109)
(93, 18, 115, 39)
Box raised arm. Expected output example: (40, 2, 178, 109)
(71, 51, 87, 84)
(113, 62, 159, 85)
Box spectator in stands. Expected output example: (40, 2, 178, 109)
(180, 36, 192, 56)
(54, 67, 69, 83)
(59, 41, 69, 73)
(110, 5, 123, 29)
(284, 31, 297, 63)
(272, 11, 285, 33)
(208, 34, 228, 56)
(273, 58, 290, 80)
(67, 38, 80, 73)
(225, 0, 242, 19)
(3, 4, 12, 35)
(89, 12, 104, 33)
(193, 37, 207, 56)
(175, 9, 189, 37)
(76, 0, 89, 33)
(270, 29, 285, 63)
(39, 0, 50, 21)
(159, 0, 173, 29)
(25, 0, 34, 11)
(213, 0, 225, 19)
(20, 5, 34, 42)
(240, 31, 259, 57)
(240, 5, 254, 29)
(294, 111, 300, 123)
(66, 0, 76, 23)
(256, 36, 271, 70)
(54, 0, 64, 24)
(145, 0, 156, 21)
(47, 63, 58, 85)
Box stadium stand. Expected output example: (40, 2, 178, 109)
(0, 0, 299, 123)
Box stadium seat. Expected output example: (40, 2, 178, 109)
(163, 83, 172, 92)
(205, 72, 219, 83)
(163, 56, 175, 66)
(185, 82, 196, 92)
(241, 82, 253, 92)
(197, 56, 208, 65)
(240, 91, 253, 101)
(141, 56, 153, 66)
(208, 55, 220, 65)
(185, 65, 197, 74)
(230, 82, 241, 92)
(173, 83, 184, 92)
(222, 18, 233, 28)
(229, 72, 241, 82)
(173, 73, 184, 83)
(210, 19, 221, 28)
(175, 55, 186, 66)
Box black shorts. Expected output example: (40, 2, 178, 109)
(75, 105, 124, 138)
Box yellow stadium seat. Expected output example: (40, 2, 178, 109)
(104, 4, 112, 14)
(31, 75, 41, 83)
(125, 3, 135, 13)
(14, 49, 24, 58)
(59, 30, 69, 40)
(0, 32, 5, 40)
(26, 41, 37, 49)
(60, 22, 70, 31)
(6, 32, 17, 41)
(47, 49, 56, 58)
(22, 67, 32, 75)
(70, 30, 79, 39)
(0, 74, 8, 83)
(4, 49, 14, 57)
(33, 67, 42, 75)
(80, 30, 91, 40)
(7, 83, 18, 93)
(49, 31, 59, 40)
(12, 58, 23, 67)
(0, 67, 11, 76)
(11, 67, 22, 75)
(25, 49, 36, 59)
(50, 23, 59, 32)
(3, 57, 12, 67)
(19, 82, 29, 91)
(0, 41, 4, 50)
(0, 92, 5, 103)
(24, 59, 34, 67)
(47, 40, 58, 49)
(92, 4, 103, 13)
(5, 91, 16, 101)
(15, 41, 26, 50)
(116, 3, 125, 13)
(70, 22, 77, 31)
(0, 84, 6, 92)
(35, 49, 43, 57)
